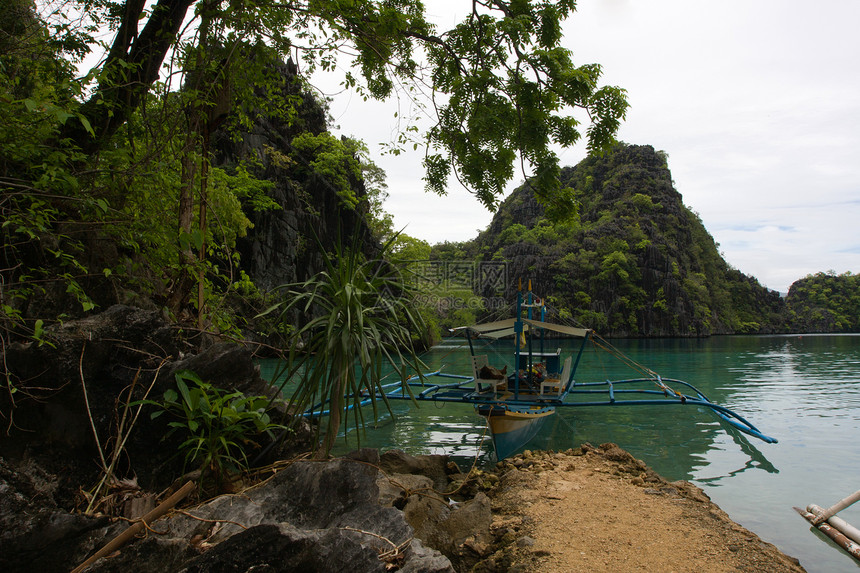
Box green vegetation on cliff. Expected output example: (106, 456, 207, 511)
(433, 144, 858, 336)
(461, 144, 787, 336)
(787, 272, 860, 332)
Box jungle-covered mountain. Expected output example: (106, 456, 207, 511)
(451, 144, 789, 337)
(786, 271, 860, 332)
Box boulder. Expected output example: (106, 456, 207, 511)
(0, 458, 115, 572)
(401, 491, 493, 571)
(76, 457, 455, 573)
(387, 478, 493, 571)
(379, 449, 459, 491)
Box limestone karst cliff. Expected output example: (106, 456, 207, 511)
(465, 144, 787, 337)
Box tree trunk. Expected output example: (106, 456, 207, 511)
(319, 372, 345, 458)
(62, 0, 197, 154)
(166, 131, 199, 316)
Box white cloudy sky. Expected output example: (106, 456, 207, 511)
(317, 0, 860, 293)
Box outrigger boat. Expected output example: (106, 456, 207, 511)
(305, 283, 777, 459)
(367, 282, 777, 459)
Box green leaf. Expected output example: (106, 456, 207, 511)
(255, 302, 283, 318)
(191, 229, 204, 251)
(176, 377, 192, 409)
(55, 109, 73, 124)
(76, 113, 95, 136)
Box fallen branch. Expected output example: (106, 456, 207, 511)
(339, 526, 412, 560)
(79, 342, 107, 473)
(71, 480, 196, 573)
(173, 509, 248, 530)
(85, 358, 168, 514)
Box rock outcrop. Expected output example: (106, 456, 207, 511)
(0, 457, 112, 572)
(213, 59, 379, 295)
(0, 305, 308, 496)
(0, 448, 505, 572)
(0, 305, 502, 572)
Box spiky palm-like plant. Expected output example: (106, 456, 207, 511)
(269, 240, 426, 456)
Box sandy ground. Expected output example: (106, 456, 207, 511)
(482, 444, 806, 573)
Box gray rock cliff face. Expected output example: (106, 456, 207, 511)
(0, 450, 499, 573)
(212, 59, 378, 294)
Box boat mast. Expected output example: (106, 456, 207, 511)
(514, 279, 523, 400)
(466, 325, 476, 356)
(569, 330, 590, 389)
(526, 280, 534, 389)
(539, 290, 546, 357)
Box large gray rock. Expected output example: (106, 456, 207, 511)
(0, 458, 115, 572)
(400, 489, 493, 572)
(79, 457, 455, 573)
(375, 451, 493, 571)
(379, 449, 459, 491)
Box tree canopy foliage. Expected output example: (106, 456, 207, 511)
(55, 0, 626, 207)
(1, 0, 626, 331)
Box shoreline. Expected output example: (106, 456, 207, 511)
(479, 444, 805, 572)
(1, 443, 809, 572)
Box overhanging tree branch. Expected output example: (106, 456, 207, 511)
(62, 0, 197, 154)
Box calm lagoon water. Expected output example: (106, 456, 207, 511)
(263, 334, 860, 572)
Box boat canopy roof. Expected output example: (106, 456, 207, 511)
(461, 317, 590, 339)
(459, 318, 518, 339)
(522, 318, 590, 338)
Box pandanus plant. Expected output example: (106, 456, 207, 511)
(265, 236, 427, 456)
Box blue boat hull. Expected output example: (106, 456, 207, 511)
(477, 404, 555, 460)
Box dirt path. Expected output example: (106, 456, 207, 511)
(482, 444, 805, 572)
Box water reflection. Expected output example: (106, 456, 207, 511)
(696, 427, 779, 484)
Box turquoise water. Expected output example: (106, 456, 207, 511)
(262, 334, 860, 572)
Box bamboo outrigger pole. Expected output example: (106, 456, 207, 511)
(71, 481, 196, 573)
(794, 506, 860, 561)
(794, 488, 860, 562)
(810, 489, 860, 525)
(808, 504, 860, 545)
